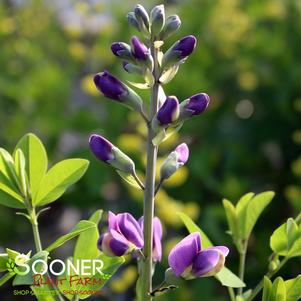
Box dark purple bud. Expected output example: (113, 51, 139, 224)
(93, 71, 127, 101)
(175, 143, 189, 164)
(168, 232, 229, 279)
(139, 216, 163, 262)
(89, 134, 114, 162)
(173, 35, 197, 58)
(111, 42, 133, 60)
(131, 36, 149, 60)
(162, 35, 197, 68)
(157, 96, 179, 125)
(185, 93, 210, 115)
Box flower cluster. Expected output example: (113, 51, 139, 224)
(89, 2, 228, 292)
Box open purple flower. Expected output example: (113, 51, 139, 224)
(98, 211, 144, 257)
(162, 35, 197, 68)
(157, 96, 180, 125)
(139, 216, 163, 262)
(160, 143, 189, 180)
(168, 232, 229, 279)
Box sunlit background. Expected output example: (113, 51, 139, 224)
(0, 0, 301, 300)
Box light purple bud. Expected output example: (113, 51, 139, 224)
(157, 96, 179, 125)
(93, 71, 127, 101)
(175, 143, 189, 164)
(185, 93, 210, 116)
(89, 134, 114, 162)
(139, 216, 163, 262)
(173, 35, 197, 58)
(168, 232, 229, 279)
(131, 36, 149, 60)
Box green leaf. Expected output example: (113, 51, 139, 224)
(177, 212, 245, 288)
(270, 218, 301, 257)
(263, 276, 273, 301)
(223, 199, 239, 243)
(13, 251, 49, 286)
(0, 179, 25, 209)
(116, 170, 143, 190)
(216, 267, 246, 288)
(270, 277, 286, 301)
(74, 210, 103, 262)
(0, 272, 14, 286)
(0, 254, 8, 272)
(242, 191, 275, 239)
(33, 158, 89, 206)
(45, 220, 96, 252)
(14, 149, 27, 196)
(285, 275, 301, 301)
(14, 133, 48, 196)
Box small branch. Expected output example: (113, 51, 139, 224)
(246, 257, 289, 301)
(36, 207, 51, 219)
(227, 287, 236, 301)
(133, 171, 145, 190)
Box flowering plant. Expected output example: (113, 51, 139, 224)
(0, 3, 301, 301)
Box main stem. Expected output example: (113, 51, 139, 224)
(141, 42, 160, 301)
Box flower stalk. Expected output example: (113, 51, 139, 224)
(141, 40, 160, 301)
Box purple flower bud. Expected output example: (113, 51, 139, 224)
(89, 134, 114, 162)
(185, 93, 210, 116)
(89, 134, 135, 173)
(162, 35, 197, 68)
(111, 42, 133, 60)
(98, 211, 144, 257)
(160, 143, 189, 180)
(93, 71, 143, 112)
(157, 96, 179, 125)
(173, 35, 197, 58)
(175, 143, 189, 164)
(139, 216, 163, 262)
(94, 71, 127, 101)
(168, 232, 229, 279)
(134, 4, 150, 36)
(131, 36, 149, 60)
(150, 5, 165, 35)
(160, 15, 181, 40)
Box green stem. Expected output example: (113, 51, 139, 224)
(228, 287, 236, 301)
(27, 206, 65, 301)
(238, 243, 247, 296)
(141, 42, 160, 301)
(246, 257, 289, 301)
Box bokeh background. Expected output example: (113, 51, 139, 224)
(0, 0, 301, 300)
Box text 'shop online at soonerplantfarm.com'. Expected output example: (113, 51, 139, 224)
(0, 2, 301, 301)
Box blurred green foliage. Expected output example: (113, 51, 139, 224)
(0, 0, 301, 300)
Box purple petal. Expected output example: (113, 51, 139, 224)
(93, 71, 126, 101)
(118, 213, 144, 248)
(174, 35, 197, 58)
(108, 211, 119, 231)
(89, 134, 114, 162)
(157, 96, 179, 125)
(175, 143, 189, 164)
(131, 36, 148, 60)
(186, 93, 210, 115)
(168, 232, 201, 277)
(209, 246, 229, 257)
(192, 248, 220, 277)
(109, 229, 129, 256)
(153, 217, 163, 261)
(97, 233, 105, 250)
